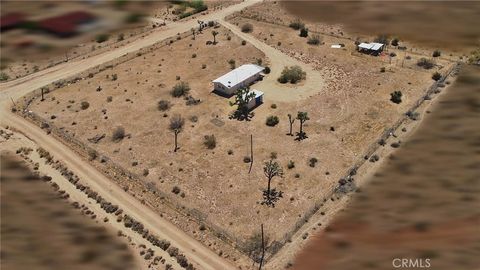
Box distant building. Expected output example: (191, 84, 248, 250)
(358, 42, 385, 55)
(0, 12, 26, 32)
(39, 11, 96, 37)
(212, 64, 265, 95)
(245, 89, 264, 110)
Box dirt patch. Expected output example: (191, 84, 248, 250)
(293, 66, 480, 270)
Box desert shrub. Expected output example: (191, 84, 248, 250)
(417, 58, 434, 69)
(266, 116, 279, 126)
(107, 96, 113, 102)
(241, 23, 253, 33)
(241, 40, 247, 46)
(112, 127, 125, 142)
(95, 34, 109, 43)
(172, 186, 181, 194)
(203, 135, 216, 149)
(295, 173, 300, 178)
(278, 65, 306, 84)
(270, 152, 278, 159)
(307, 35, 321, 45)
(287, 160, 295, 169)
(380, 67, 386, 73)
(171, 81, 190, 97)
(264, 66, 271, 74)
(289, 19, 305, 30)
(432, 72, 442, 81)
(117, 33, 124, 41)
(299, 28, 308, 37)
(309, 157, 318, 167)
(390, 91, 403, 104)
(271, 103, 277, 109)
(0, 72, 9, 81)
(391, 38, 399, 46)
(228, 59, 236, 69)
(243, 156, 251, 163)
(227, 149, 233, 155)
(80, 101, 90, 110)
(88, 149, 97, 160)
(374, 34, 389, 44)
(202, 64, 206, 69)
(143, 169, 149, 176)
(432, 50, 441, 57)
(192, 53, 197, 58)
(158, 100, 171, 111)
(389, 52, 396, 57)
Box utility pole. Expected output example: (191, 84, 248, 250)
(248, 134, 253, 174)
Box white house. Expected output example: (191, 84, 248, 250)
(358, 42, 385, 55)
(212, 64, 265, 95)
(245, 89, 264, 110)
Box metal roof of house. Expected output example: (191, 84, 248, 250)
(358, 42, 384, 51)
(212, 64, 264, 88)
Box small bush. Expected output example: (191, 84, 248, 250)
(107, 96, 113, 102)
(112, 127, 125, 142)
(95, 34, 109, 43)
(0, 72, 9, 81)
(228, 59, 236, 69)
(390, 91, 403, 104)
(264, 66, 271, 74)
(172, 186, 181, 194)
(243, 156, 251, 163)
(309, 158, 318, 167)
(278, 66, 306, 84)
(203, 135, 216, 149)
(391, 38, 399, 46)
(158, 100, 171, 111)
(299, 28, 308, 38)
(432, 50, 441, 57)
(307, 35, 321, 45)
(171, 81, 190, 97)
(80, 101, 90, 110)
(287, 160, 295, 169)
(88, 149, 98, 160)
(417, 58, 434, 69)
(271, 103, 277, 109)
(192, 53, 197, 58)
(241, 40, 247, 46)
(241, 23, 253, 33)
(289, 19, 305, 30)
(266, 116, 279, 126)
(380, 67, 386, 73)
(432, 72, 442, 81)
(270, 152, 277, 159)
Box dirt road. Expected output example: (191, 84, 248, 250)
(0, 1, 266, 270)
(219, 19, 325, 102)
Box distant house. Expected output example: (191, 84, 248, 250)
(212, 64, 265, 96)
(245, 89, 264, 110)
(358, 42, 385, 55)
(0, 12, 26, 31)
(39, 11, 96, 37)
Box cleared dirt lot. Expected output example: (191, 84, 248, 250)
(0, 153, 140, 270)
(293, 65, 480, 270)
(25, 3, 452, 264)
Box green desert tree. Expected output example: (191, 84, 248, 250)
(211, 30, 218, 44)
(296, 111, 310, 140)
(261, 159, 284, 207)
(230, 88, 255, 120)
(287, 113, 295, 136)
(169, 114, 185, 152)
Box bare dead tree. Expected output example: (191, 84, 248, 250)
(287, 113, 295, 136)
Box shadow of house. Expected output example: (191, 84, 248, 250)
(39, 11, 96, 38)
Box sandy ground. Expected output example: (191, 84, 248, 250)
(292, 65, 480, 270)
(0, 152, 142, 270)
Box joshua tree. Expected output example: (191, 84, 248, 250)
(169, 114, 185, 152)
(287, 114, 295, 136)
(261, 159, 283, 207)
(296, 111, 310, 140)
(230, 88, 255, 120)
(211, 30, 218, 44)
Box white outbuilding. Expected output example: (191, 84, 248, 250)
(212, 64, 265, 95)
(245, 89, 264, 110)
(358, 42, 385, 55)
